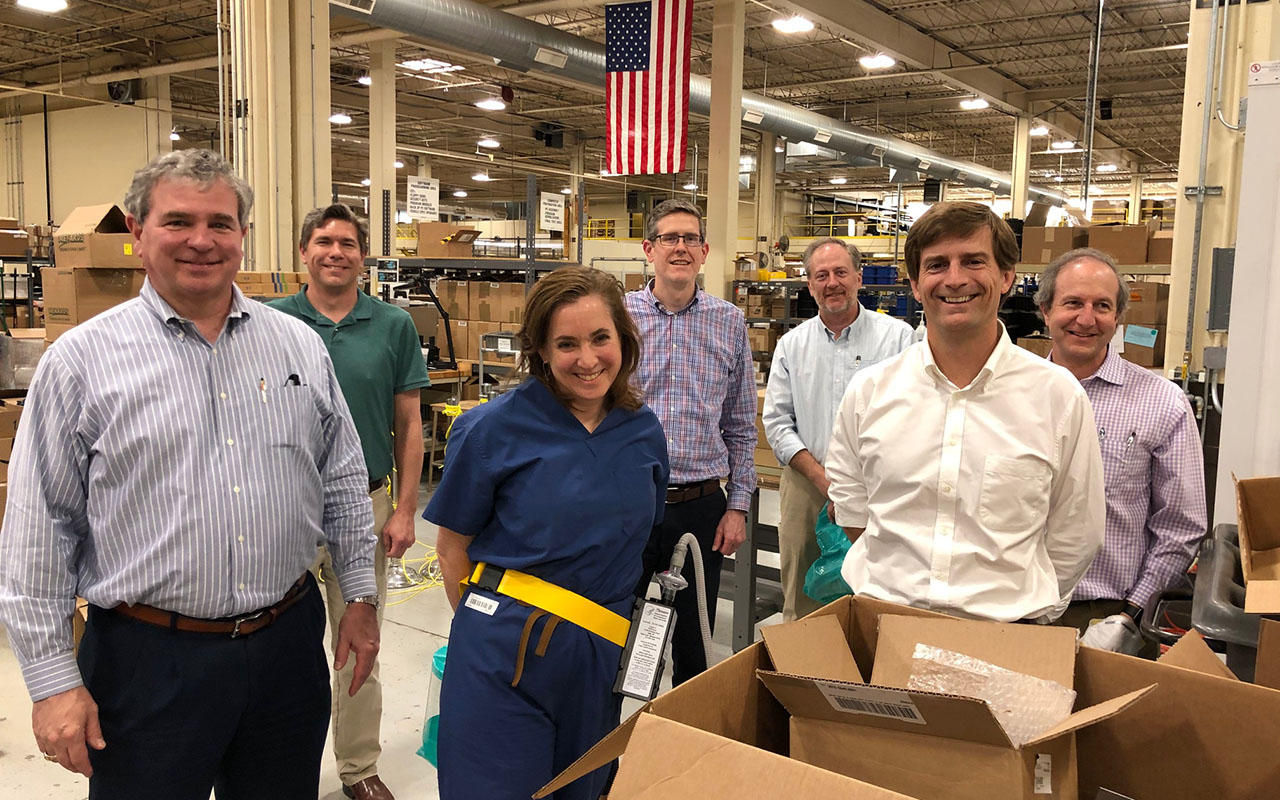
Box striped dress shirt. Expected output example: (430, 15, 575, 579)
(1063, 347, 1207, 608)
(0, 280, 374, 701)
(624, 282, 757, 510)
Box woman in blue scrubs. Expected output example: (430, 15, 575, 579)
(426, 267, 669, 800)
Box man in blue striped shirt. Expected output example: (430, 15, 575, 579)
(625, 198, 757, 685)
(0, 149, 379, 799)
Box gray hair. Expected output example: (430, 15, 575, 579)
(644, 198, 705, 243)
(299, 203, 369, 256)
(1034, 246, 1129, 318)
(124, 148, 253, 228)
(802, 237, 861, 271)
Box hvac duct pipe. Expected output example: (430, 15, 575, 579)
(1079, 0, 1104, 204)
(332, 0, 1067, 205)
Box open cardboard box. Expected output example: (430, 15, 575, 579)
(1234, 474, 1280, 612)
(540, 595, 1280, 800)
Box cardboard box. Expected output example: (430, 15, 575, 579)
(42, 267, 145, 327)
(1016, 336, 1053, 358)
(451, 320, 473, 361)
(469, 282, 525, 324)
(435, 280, 470, 320)
(416, 222, 479, 258)
(0, 399, 21, 437)
(53, 205, 142, 269)
(0, 436, 11, 482)
(623, 273, 648, 293)
(44, 322, 75, 343)
(1124, 281, 1169, 325)
(1086, 223, 1156, 265)
(1020, 227, 1088, 264)
(0, 229, 27, 257)
(474, 320, 519, 365)
(1147, 231, 1173, 265)
(1235, 475, 1280, 613)
(406, 302, 440, 344)
(1256, 618, 1280, 690)
(747, 324, 779, 353)
(1118, 323, 1164, 368)
(544, 598, 1247, 800)
(754, 446, 779, 469)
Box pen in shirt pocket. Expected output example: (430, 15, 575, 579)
(259, 377, 267, 404)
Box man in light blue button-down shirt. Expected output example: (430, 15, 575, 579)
(763, 238, 914, 620)
(0, 149, 378, 798)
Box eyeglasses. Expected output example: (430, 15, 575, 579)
(652, 233, 704, 247)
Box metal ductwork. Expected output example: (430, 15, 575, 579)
(334, 0, 1066, 206)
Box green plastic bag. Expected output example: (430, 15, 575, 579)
(802, 503, 853, 605)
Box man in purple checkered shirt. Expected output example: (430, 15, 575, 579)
(1038, 247, 1206, 656)
(625, 198, 756, 685)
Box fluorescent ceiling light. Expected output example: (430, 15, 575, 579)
(600, 168, 612, 176)
(329, 112, 353, 125)
(400, 58, 464, 74)
(1051, 140, 1076, 150)
(772, 16, 814, 34)
(560, 187, 572, 194)
(17, 0, 68, 11)
(1054, 175, 1065, 183)
(453, 190, 468, 198)
(357, 75, 372, 86)
(859, 53, 895, 70)
(169, 130, 181, 141)
(360, 178, 372, 186)
(830, 177, 848, 185)
(477, 137, 500, 149)
(775, 143, 785, 153)
(394, 160, 405, 169)
(959, 97, 990, 111)
(1029, 124, 1050, 137)
(475, 98, 506, 111)
(1096, 162, 1118, 173)
(473, 172, 492, 181)
(683, 183, 698, 190)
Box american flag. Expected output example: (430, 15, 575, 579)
(606, 0, 693, 176)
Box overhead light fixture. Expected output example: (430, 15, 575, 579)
(600, 168, 611, 176)
(394, 160, 405, 169)
(360, 178, 372, 186)
(560, 187, 572, 195)
(477, 137, 500, 149)
(16, 0, 68, 11)
(775, 143, 785, 153)
(771, 16, 814, 34)
(683, 182, 698, 190)
(813, 129, 832, 144)
(959, 97, 990, 111)
(475, 97, 506, 111)
(1088, 185, 1103, 195)
(742, 109, 764, 125)
(329, 112, 353, 125)
(859, 53, 895, 70)
(1096, 162, 1118, 173)
(473, 171, 492, 181)
(357, 75, 372, 86)
(1029, 124, 1050, 137)
(400, 58, 464, 75)
(1050, 140, 1076, 150)
(1054, 175, 1065, 183)
(830, 177, 848, 185)
(169, 130, 181, 141)
(453, 190, 468, 198)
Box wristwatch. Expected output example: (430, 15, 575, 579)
(346, 594, 381, 611)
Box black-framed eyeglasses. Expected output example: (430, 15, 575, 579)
(652, 233, 704, 247)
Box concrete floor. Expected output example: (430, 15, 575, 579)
(0, 486, 782, 799)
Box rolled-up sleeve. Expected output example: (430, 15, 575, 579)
(0, 349, 92, 700)
(315, 352, 377, 601)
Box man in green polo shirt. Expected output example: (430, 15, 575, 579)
(269, 203, 430, 800)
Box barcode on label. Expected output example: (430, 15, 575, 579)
(816, 681, 927, 724)
(1034, 754, 1052, 794)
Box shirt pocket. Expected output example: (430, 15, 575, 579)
(1104, 432, 1144, 494)
(978, 454, 1052, 534)
(256, 386, 318, 448)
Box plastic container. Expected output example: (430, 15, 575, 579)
(417, 645, 448, 767)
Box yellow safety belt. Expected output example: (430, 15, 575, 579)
(461, 562, 630, 647)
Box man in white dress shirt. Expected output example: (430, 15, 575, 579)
(825, 202, 1105, 622)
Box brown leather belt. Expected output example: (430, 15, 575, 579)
(112, 575, 310, 638)
(665, 478, 720, 505)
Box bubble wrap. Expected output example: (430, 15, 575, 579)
(906, 643, 1076, 747)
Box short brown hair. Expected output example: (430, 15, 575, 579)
(518, 266, 643, 412)
(299, 203, 369, 256)
(1035, 246, 1130, 318)
(904, 202, 1020, 282)
(644, 198, 705, 242)
(802, 237, 861, 271)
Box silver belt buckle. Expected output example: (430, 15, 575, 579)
(230, 609, 267, 638)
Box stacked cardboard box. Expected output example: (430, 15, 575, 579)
(416, 222, 479, 258)
(26, 224, 54, 259)
(1118, 281, 1169, 368)
(1020, 227, 1088, 264)
(43, 205, 146, 342)
(0, 217, 28, 258)
(428, 278, 527, 369)
(468, 281, 525, 325)
(1087, 222, 1159, 265)
(623, 273, 648, 293)
(234, 271, 307, 298)
(747, 323, 781, 354)
(753, 387, 776, 474)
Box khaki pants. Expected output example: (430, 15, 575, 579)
(778, 465, 827, 622)
(314, 484, 393, 786)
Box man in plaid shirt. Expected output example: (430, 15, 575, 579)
(1038, 247, 1206, 656)
(625, 199, 757, 684)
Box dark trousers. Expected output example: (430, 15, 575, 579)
(633, 488, 726, 686)
(80, 574, 331, 800)
(1055, 598, 1159, 659)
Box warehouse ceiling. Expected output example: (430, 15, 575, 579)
(0, 0, 1189, 213)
